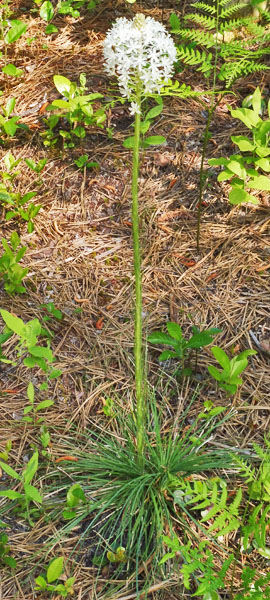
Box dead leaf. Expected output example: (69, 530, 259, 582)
(95, 317, 104, 330)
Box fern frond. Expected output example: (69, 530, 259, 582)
(261, 9, 270, 22)
(252, 442, 267, 461)
(219, 60, 270, 88)
(219, 0, 239, 6)
(232, 454, 256, 484)
(220, 3, 250, 19)
(177, 45, 212, 66)
(177, 28, 215, 49)
(242, 503, 270, 550)
(190, 1, 216, 15)
(219, 18, 250, 31)
(186, 13, 217, 30)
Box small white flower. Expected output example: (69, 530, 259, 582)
(129, 102, 141, 115)
(103, 14, 177, 98)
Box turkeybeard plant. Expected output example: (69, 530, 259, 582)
(104, 13, 177, 464)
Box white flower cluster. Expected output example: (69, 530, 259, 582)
(103, 13, 177, 98)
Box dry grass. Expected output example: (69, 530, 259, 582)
(0, 1, 270, 598)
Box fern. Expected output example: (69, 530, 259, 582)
(172, 0, 270, 89)
(186, 13, 217, 30)
(220, 3, 250, 19)
(242, 503, 270, 551)
(190, 1, 217, 15)
(175, 27, 216, 49)
(233, 454, 255, 484)
(174, 478, 242, 537)
(219, 60, 270, 88)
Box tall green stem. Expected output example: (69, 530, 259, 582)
(131, 85, 144, 466)
(196, 0, 220, 251)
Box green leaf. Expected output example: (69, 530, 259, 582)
(23, 451, 38, 485)
(24, 357, 37, 368)
(24, 483, 42, 503)
(211, 346, 231, 371)
(34, 575, 47, 590)
(45, 24, 58, 34)
(36, 399, 54, 411)
(186, 332, 216, 349)
(226, 157, 246, 179)
(5, 20, 27, 44)
(254, 157, 270, 172)
(73, 126, 85, 138)
(230, 358, 248, 378)
(0, 461, 21, 480)
(207, 365, 223, 382)
(230, 107, 261, 130)
(231, 135, 255, 152)
(0, 310, 25, 336)
(145, 103, 163, 121)
(47, 556, 64, 583)
(229, 188, 258, 205)
(49, 369, 62, 379)
(62, 509, 77, 519)
(40, 1, 54, 21)
(67, 483, 86, 507)
(5, 98, 16, 117)
(208, 157, 229, 167)
(29, 345, 53, 361)
(144, 135, 166, 146)
(3, 117, 20, 137)
(148, 331, 180, 348)
(217, 169, 235, 182)
(123, 136, 135, 149)
(3, 556, 17, 568)
(166, 322, 182, 341)
(0, 490, 22, 499)
(2, 64, 23, 77)
(158, 350, 177, 361)
(140, 120, 150, 135)
(169, 13, 180, 30)
(53, 75, 72, 97)
(249, 175, 270, 190)
(252, 87, 261, 116)
(27, 382, 35, 404)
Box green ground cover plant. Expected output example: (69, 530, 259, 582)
(209, 86, 270, 204)
(0, 233, 29, 294)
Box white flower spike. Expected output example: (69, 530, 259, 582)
(103, 13, 177, 99)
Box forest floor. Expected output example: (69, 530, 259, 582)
(0, 1, 270, 598)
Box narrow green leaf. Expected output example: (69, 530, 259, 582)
(0, 490, 22, 499)
(0, 461, 21, 480)
(144, 135, 166, 146)
(35, 399, 54, 411)
(23, 451, 38, 485)
(0, 310, 26, 337)
(27, 382, 35, 404)
(211, 346, 231, 371)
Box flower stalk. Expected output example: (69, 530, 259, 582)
(131, 84, 144, 465)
